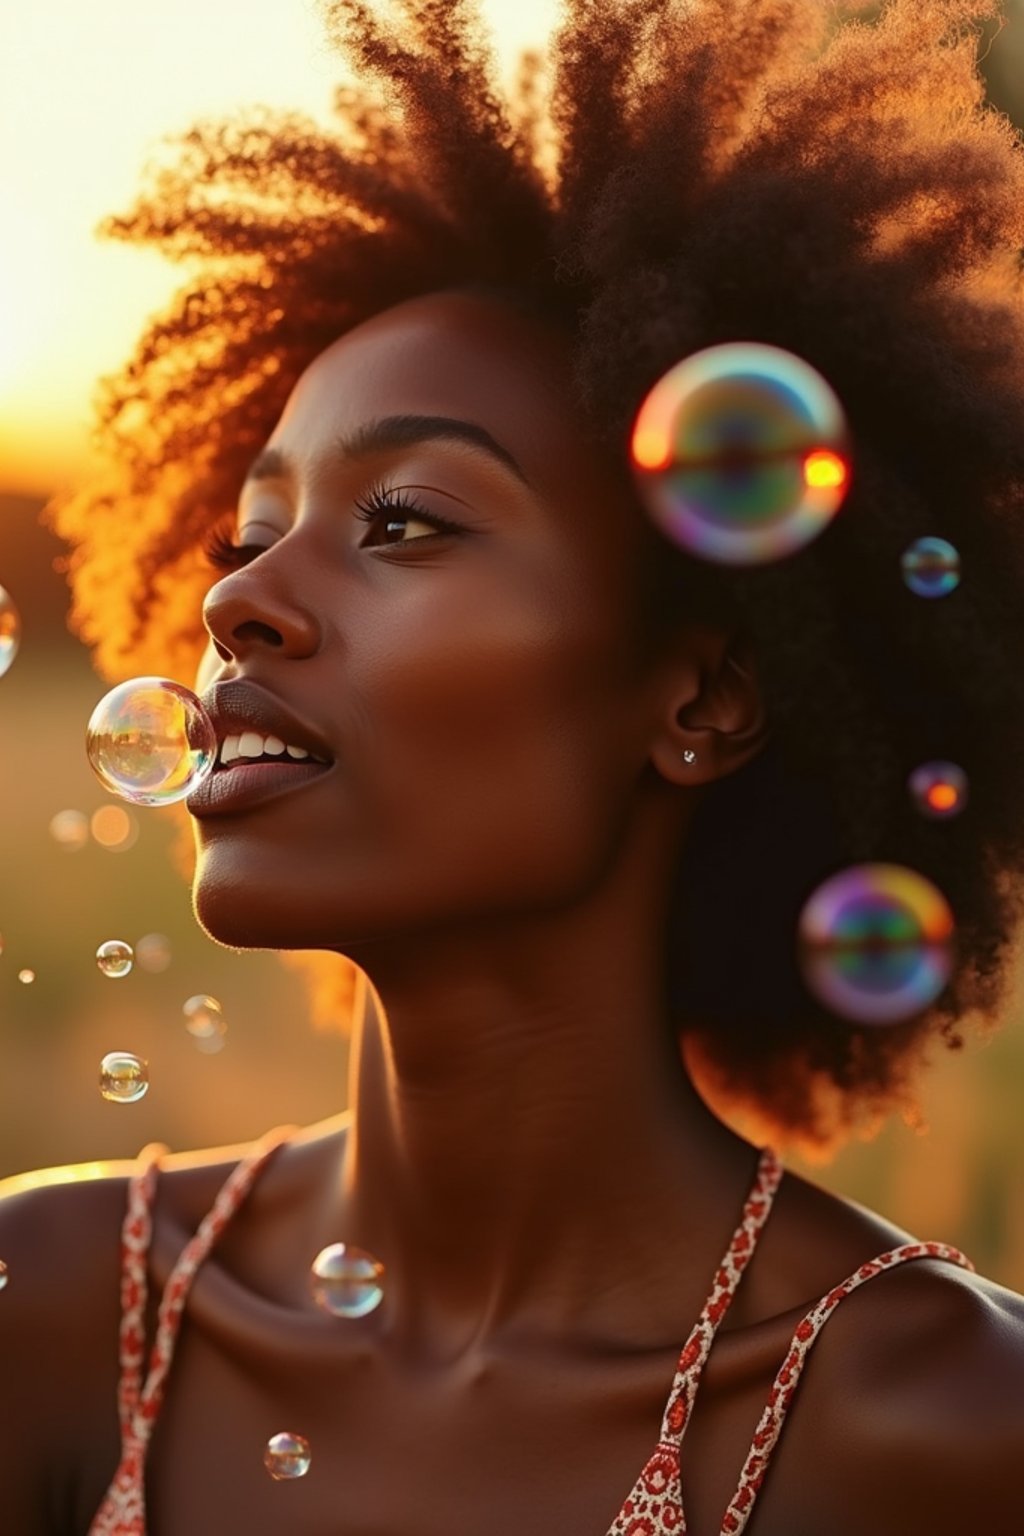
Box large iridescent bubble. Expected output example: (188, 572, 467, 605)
(630, 342, 851, 565)
(86, 678, 216, 807)
(797, 863, 954, 1026)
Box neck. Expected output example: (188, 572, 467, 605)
(337, 882, 757, 1370)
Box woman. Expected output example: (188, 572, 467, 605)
(3, 0, 1024, 1531)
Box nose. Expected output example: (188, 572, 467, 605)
(202, 564, 322, 667)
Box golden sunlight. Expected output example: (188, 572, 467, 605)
(0, 0, 557, 498)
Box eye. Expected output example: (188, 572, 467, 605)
(353, 482, 464, 546)
(201, 516, 280, 571)
(201, 526, 271, 571)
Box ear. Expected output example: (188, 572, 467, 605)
(649, 629, 770, 787)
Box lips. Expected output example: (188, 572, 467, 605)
(187, 678, 335, 818)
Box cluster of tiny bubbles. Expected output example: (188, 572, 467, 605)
(135, 932, 172, 973)
(310, 1243, 386, 1319)
(96, 939, 134, 979)
(183, 994, 227, 1053)
(18, 969, 35, 985)
(0, 1260, 7, 1291)
(0, 585, 20, 678)
(629, 342, 852, 566)
(86, 677, 216, 806)
(797, 863, 955, 1026)
(49, 808, 90, 851)
(91, 804, 139, 852)
(99, 1051, 150, 1103)
(263, 1432, 312, 1481)
(901, 536, 961, 598)
(908, 761, 969, 821)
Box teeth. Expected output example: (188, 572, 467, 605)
(217, 731, 323, 765)
(238, 731, 264, 760)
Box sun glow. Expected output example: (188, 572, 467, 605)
(0, 0, 559, 497)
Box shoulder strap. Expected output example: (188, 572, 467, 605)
(88, 1128, 293, 1535)
(717, 1240, 975, 1535)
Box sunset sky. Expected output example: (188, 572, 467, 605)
(0, 0, 556, 498)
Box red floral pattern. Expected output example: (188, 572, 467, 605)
(605, 1146, 975, 1534)
(88, 1138, 975, 1535)
(87, 1129, 291, 1534)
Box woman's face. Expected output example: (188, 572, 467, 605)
(192, 290, 676, 953)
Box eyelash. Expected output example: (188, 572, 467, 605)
(200, 481, 463, 571)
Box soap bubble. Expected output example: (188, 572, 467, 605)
(18, 969, 34, 985)
(908, 761, 968, 821)
(901, 536, 960, 598)
(310, 1243, 385, 1319)
(797, 863, 954, 1026)
(0, 587, 20, 678)
(183, 995, 227, 1055)
(90, 805, 139, 852)
(49, 809, 89, 851)
(630, 342, 851, 565)
(86, 678, 216, 806)
(135, 933, 172, 973)
(96, 940, 133, 978)
(264, 1432, 311, 1480)
(99, 1051, 149, 1103)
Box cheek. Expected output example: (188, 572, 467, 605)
(346, 605, 634, 887)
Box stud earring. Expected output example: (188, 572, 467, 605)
(683, 749, 696, 764)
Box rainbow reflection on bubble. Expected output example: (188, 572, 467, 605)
(907, 761, 968, 821)
(630, 342, 851, 565)
(901, 536, 960, 598)
(86, 677, 216, 807)
(797, 863, 954, 1026)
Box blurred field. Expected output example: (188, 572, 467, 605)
(0, 494, 347, 1172)
(1, 492, 1023, 1292)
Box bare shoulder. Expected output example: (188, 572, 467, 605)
(0, 1158, 139, 1534)
(835, 1257, 1024, 1532)
(748, 1165, 1024, 1535)
(785, 1212, 1024, 1533)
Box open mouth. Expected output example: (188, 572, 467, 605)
(215, 731, 332, 770)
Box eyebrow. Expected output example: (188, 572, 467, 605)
(241, 414, 533, 492)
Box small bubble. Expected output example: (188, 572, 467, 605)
(797, 863, 954, 1026)
(18, 969, 35, 985)
(0, 586, 21, 678)
(86, 677, 216, 806)
(96, 940, 134, 978)
(908, 761, 968, 821)
(0, 1260, 7, 1291)
(135, 933, 172, 973)
(49, 809, 90, 851)
(631, 342, 851, 566)
(182, 994, 226, 1048)
(263, 1432, 311, 1480)
(310, 1243, 385, 1319)
(99, 1051, 149, 1103)
(901, 536, 960, 598)
(90, 805, 139, 851)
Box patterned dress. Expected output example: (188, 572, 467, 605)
(88, 1133, 974, 1534)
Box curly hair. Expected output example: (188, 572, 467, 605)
(47, 0, 1024, 1158)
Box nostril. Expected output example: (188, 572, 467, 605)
(233, 620, 283, 648)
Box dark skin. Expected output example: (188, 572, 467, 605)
(2, 292, 1023, 1535)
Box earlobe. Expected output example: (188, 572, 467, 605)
(650, 638, 770, 788)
